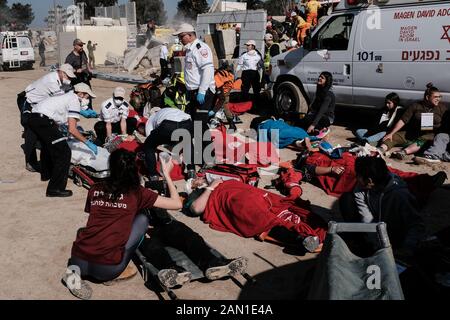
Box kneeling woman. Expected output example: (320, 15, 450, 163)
(185, 178, 327, 253)
(63, 149, 182, 300)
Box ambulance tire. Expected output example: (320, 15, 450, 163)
(275, 81, 308, 115)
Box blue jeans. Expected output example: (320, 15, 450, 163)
(355, 129, 386, 144)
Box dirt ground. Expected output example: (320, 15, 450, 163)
(0, 53, 449, 300)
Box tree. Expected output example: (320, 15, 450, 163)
(9, 3, 34, 30)
(74, 0, 118, 19)
(135, 0, 167, 25)
(0, 0, 10, 27)
(175, 0, 209, 22)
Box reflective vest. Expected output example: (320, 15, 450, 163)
(264, 43, 280, 70)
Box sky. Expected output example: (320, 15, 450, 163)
(12, 0, 214, 27)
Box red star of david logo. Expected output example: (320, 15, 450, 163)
(441, 25, 450, 43)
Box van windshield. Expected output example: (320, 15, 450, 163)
(18, 37, 31, 48)
(311, 14, 354, 51)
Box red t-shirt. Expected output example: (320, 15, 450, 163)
(71, 185, 158, 265)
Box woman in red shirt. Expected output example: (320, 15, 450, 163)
(63, 149, 182, 299)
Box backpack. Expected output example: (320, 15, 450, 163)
(201, 164, 260, 187)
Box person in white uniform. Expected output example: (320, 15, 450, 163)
(160, 41, 170, 80)
(28, 83, 98, 197)
(144, 107, 195, 180)
(18, 64, 77, 173)
(172, 23, 215, 167)
(94, 87, 137, 146)
(236, 40, 264, 102)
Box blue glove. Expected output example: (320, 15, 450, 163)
(208, 110, 215, 117)
(197, 92, 206, 105)
(85, 140, 98, 155)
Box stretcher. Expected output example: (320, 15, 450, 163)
(134, 212, 255, 300)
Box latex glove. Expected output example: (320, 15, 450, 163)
(197, 92, 206, 105)
(208, 110, 215, 117)
(85, 140, 98, 155)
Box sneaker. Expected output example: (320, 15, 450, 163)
(61, 271, 92, 300)
(391, 150, 407, 160)
(316, 127, 330, 139)
(413, 154, 441, 165)
(102, 263, 138, 286)
(205, 257, 248, 281)
(303, 236, 320, 253)
(431, 171, 448, 189)
(157, 266, 192, 288)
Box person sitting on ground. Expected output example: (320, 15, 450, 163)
(354, 92, 403, 146)
(184, 178, 327, 253)
(414, 110, 450, 164)
(379, 83, 448, 159)
(139, 207, 248, 289)
(339, 156, 426, 256)
(94, 87, 137, 146)
(297, 71, 335, 136)
(62, 149, 183, 300)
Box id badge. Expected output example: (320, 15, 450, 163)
(421, 113, 434, 131)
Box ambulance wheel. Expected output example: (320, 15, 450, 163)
(275, 81, 308, 115)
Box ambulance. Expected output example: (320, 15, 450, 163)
(269, 0, 450, 114)
(0, 31, 35, 71)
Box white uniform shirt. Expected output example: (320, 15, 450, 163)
(25, 72, 65, 105)
(145, 108, 191, 137)
(160, 45, 169, 60)
(99, 98, 130, 123)
(32, 92, 81, 125)
(184, 38, 215, 94)
(237, 50, 263, 72)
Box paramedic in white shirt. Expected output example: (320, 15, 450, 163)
(28, 83, 98, 198)
(94, 87, 137, 146)
(160, 41, 170, 80)
(18, 64, 77, 172)
(173, 23, 215, 166)
(236, 40, 263, 102)
(144, 107, 195, 180)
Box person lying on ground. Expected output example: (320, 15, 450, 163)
(184, 178, 327, 253)
(339, 156, 426, 257)
(140, 207, 248, 289)
(292, 149, 447, 204)
(354, 92, 403, 146)
(379, 83, 447, 159)
(62, 149, 182, 300)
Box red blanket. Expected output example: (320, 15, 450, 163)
(203, 180, 327, 242)
(305, 152, 435, 203)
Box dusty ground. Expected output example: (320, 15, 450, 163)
(0, 53, 448, 300)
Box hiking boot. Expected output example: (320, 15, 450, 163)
(391, 150, 407, 160)
(431, 171, 448, 189)
(61, 271, 92, 300)
(414, 154, 441, 165)
(205, 257, 248, 281)
(157, 266, 192, 288)
(302, 236, 320, 253)
(103, 263, 138, 286)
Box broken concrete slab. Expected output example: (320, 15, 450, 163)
(123, 40, 150, 72)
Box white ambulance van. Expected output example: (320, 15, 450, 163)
(0, 31, 35, 71)
(269, 0, 450, 114)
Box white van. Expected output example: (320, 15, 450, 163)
(269, 0, 450, 114)
(0, 31, 35, 71)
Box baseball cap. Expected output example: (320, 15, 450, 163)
(113, 87, 126, 99)
(58, 64, 76, 78)
(245, 40, 256, 46)
(264, 33, 273, 41)
(74, 83, 96, 98)
(73, 38, 85, 46)
(172, 23, 195, 36)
